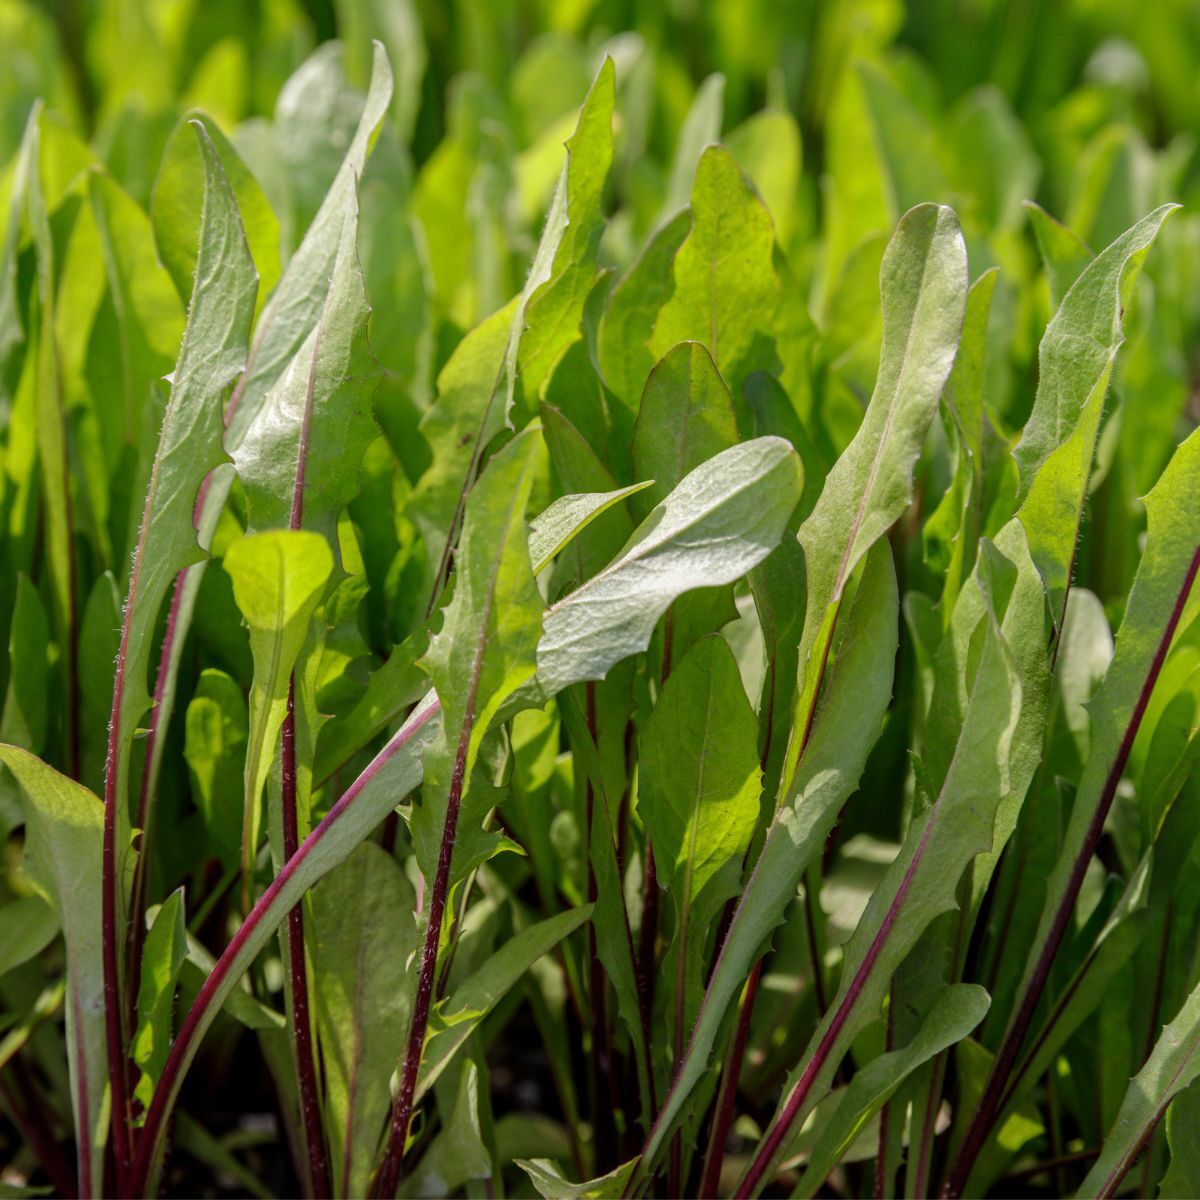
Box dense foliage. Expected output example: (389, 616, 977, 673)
(2, 2, 1200, 1197)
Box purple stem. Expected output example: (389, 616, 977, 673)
(736, 795, 940, 1198)
(276, 322, 330, 1199)
(281, 677, 329, 1197)
(943, 545, 1200, 1199)
(102, 564, 141, 1190)
(372, 713, 472, 1199)
(697, 960, 763, 1199)
(127, 700, 441, 1198)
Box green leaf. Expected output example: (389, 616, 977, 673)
(1159, 1084, 1200, 1199)
(1025, 201, 1093, 310)
(793, 985, 990, 1197)
(648, 145, 782, 402)
(527, 482, 655, 575)
(534, 436, 802, 700)
(183, 670, 248, 874)
(0, 746, 106, 1196)
(151, 111, 281, 317)
(1080, 977, 1200, 1198)
(418, 905, 593, 1101)
(597, 209, 691, 421)
(406, 297, 519, 596)
(311, 842, 417, 1199)
(415, 429, 545, 886)
(0, 895, 57, 976)
(922, 268, 999, 617)
(631, 341, 740, 511)
(0, 574, 49, 754)
(26, 112, 77, 759)
(640, 635, 760, 1048)
(132, 889, 188, 1118)
(400, 1061, 493, 1198)
(226, 41, 392, 445)
(660, 73, 723, 220)
(782, 203, 967, 801)
(107, 120, 257, 907)
(1014, 205, 1177, 628)
(223, 530, 333, 887)
(517, 1156, 638, 1200)
(1003, 426, 1200, 1107)
(746, 544, 1021, 1191)
(639, 539, 899, 1175)
(233, 197, 379, 550)
(501, 57, 615, 425)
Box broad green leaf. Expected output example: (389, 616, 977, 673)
(631, 341, 739, 511)
(793, 985, 990, 1197)
(400, 1061, 492, 1198)
(227, 41, 392, 445)
(631, 339, 743, 664)
(151, 111, 281, 317)
(648, 144, 782, 402)
(86, 167, 185, 473)
(106, 120, 257, 906)
(597, 209, 691, 420)
(1159, 1084, 1200, 1199)
(131, 889, 188, 1117)
(782, 203, 967, 799)
(312, 628, 430, 785)
(414, 430, 545, 887)
(183, 670, 248, 874)
(527, 482, 654, 574)
(922, 268, 999, 618)
(517, 1156, 638, 1200)
(638, 539, 898, 1176)
(501, 57, 614, 425)
(1014, 205, 1177, 628)
(1080, 977, 1200, 1198)
(725, 110, 803, 247)
(0, 106, 34, 404)
(223, 530, 333, 890)
(233, 200, 379, 549)
(640, 635, 760, 1048)
(417, 905, 593, 1101)
(311, 842, 416, 1199)
(0, 895, 57, 976)
(0, 747, 106, 1196)
(533, 436, 802, 699)
(406, 297, 519, 598)
(1025, 201, 1093, 310)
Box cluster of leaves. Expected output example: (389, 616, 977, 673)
(2, 1, 1200, 1198)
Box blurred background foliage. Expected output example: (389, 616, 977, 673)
(3, 0, 1199, 793)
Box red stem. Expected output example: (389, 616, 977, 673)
(698, 961, 763, 1198)
(373, 716, 472, 1199)
(737, 788, 941, 1198)
(102, 615, 137, 1190)
(282, 677, 329, 1197)
(943, 545, 1200, 1199)
(128, 700, 440, 1198)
